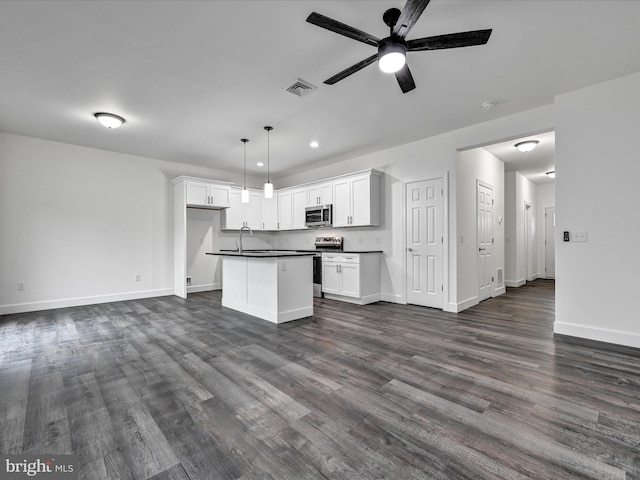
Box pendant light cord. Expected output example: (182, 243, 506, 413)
(264, 126, 273, 183)
(241, 138, 249, 189)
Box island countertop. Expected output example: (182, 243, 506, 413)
(206, 251, 317, 258)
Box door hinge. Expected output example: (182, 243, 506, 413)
(441, 285, 444, 291)
(492, 199, 495, 205)
(492, 237, 494, 244)
(441, 189, 444, 196)
(441, 236, 444, 244)
(492, 276, 494, 283)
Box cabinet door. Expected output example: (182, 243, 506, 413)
(210, 185, 230, 208)
(223, 189, 244, 230)
(291, 188, 308, 229)
(262, 196, 278, 230)
(340, 263, 360, 297)
(277, 191, 292, 230)
(245, 191, 263, 229)
(322, 263, 341, 294)
(319, 183, 333, 205)
(186, 182, 208, 206)
(332, 178, 351, 227)
(308, 185, 321, 206)
(350, 175, 371, 226)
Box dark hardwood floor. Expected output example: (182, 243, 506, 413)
(1, 279, 639, 479)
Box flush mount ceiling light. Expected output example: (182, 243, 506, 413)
(515, 140, 539, 152)
(241, 138, 250, 204)
(257, 162, 264, 167)
(310, 140, 319, 149)
(94, 112, 125, 129)
(263, 126, 274, 199)
(378, 39, 406, 73)
(546, 171, 556, 179)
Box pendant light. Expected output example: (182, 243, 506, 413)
(264, 126, 274, 199)
(241, 138, 250, 203)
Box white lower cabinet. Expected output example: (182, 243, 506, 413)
(321, 252, 381, 305)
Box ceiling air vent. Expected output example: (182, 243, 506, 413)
(286, 78, 317, 97)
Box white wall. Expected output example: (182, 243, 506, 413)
(504, 171, 537, 286)
(555, 71, 640, 348)
(0, 132, 257, 314)
(456, 148, 506, 310)
(536, 183, 555, 278)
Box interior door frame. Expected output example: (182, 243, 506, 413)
(402, 171, 449, 310)
(524, 201, 533, 282)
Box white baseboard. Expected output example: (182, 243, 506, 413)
(554, 321, 640, 349)
(447, 295, 478, 313)
(187, 282, 221, 294)
(493, 285, 506, 296)
(505, 279, 526, 288)
(0, 288, 175, 316)
(380, 292, 404, 304)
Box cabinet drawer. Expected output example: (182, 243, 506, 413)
(321, 253, 360, 264)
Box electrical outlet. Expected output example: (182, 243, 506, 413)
(135, 274, 141, 282)
(281, 261, 287, 271)
(186, 276, 192, 285)
(374, 237, 381, 244)
(17, 282, 25, 291)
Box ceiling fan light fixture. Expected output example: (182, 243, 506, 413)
(94, 112, 125, 129)
(378, 41, 406, 73)
(515, 140, 539, 152)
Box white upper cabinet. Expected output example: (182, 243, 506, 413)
(185, 180, 230, 208)
(307, 182, 333, 206)
(262, 195, 278, 230)
(291, 188, 308, 230)
(222, 188, 263, 230)
(332, 172, 381, 227)
(277, 190, 292, 230)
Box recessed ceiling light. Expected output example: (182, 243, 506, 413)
(310, 141, 319, 148)
(257, 161, 264, 167)
(94, 112, 125, 129)
(482, 100, 496, 110)
(515, 140, 539, 152)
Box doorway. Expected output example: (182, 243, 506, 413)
(545, 207, 556, 278)
(405, 177, 444, 309)
(477, 181, 494, 302)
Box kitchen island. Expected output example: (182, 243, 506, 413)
(206, 251, 316, 323)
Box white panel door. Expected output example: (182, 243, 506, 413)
(477, 182, 494, 302)
(545, 207, 556, 278)
(340, 263, 360, 298)
(321, 263, 341, 294)
(405, 178, 443, 309)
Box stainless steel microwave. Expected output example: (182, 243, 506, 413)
(305, 204, 332, 227)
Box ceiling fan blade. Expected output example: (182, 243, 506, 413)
(324, 54, 378, 85)
(395, 64, 416, 93)
(393, 0, 431, 38)
(307, 12, 379, 47)
(407, 29, 492, 51)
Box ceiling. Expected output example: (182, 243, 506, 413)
(0, 1, 638, 181)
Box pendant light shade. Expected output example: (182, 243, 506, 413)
(264, 126, 274, 199)
(241, 138, 250, 204)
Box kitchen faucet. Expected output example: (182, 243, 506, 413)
(239, 225, 252, 253)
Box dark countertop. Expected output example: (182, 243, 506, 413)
(206, 251, 317, 258)
(291, 249, 384, 254)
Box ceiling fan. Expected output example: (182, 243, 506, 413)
(306, 0, 492, 93)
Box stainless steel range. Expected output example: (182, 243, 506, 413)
(312, 235, 343, 297)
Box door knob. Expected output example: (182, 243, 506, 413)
(407, 247, 414, 252)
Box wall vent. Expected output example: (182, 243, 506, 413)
(497, 268, 503, 287)
(286, 78, 317, 97)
